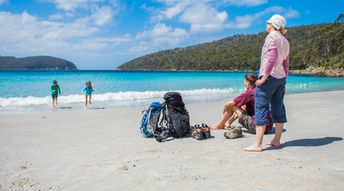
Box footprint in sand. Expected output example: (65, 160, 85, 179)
(119, 161, 137, 171)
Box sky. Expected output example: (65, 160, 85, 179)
(0, 0, 343, 69)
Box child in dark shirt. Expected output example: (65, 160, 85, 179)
(210, 73, 272, 134)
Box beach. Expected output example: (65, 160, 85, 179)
(0, 90, 344, 191)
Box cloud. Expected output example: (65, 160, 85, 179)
(150, 0, 190, 22)
(74, 35, 131, 50)
(154, 0, 180, 4)
(227, 6, 297, 29)
(140, 4, 155, 12)
(151, 1, 294, 34)
(91, 6, 113, 26)
(0, 11, 129, 57)
(0, 0, 7, 5)
(159, 0, 192, 19)
(226, 15, 255, 29)
(152, 1, 228, 33)
(162, 3, 185, 19)
(179, 3, 228, 33)
(44, 0, 118, 26)
(284, 7, 300, 18)
(49, 12, 74, 20)
(46, 0, 87, 12)
(222, 0, 268, 7)
(137, 23, 188, 46)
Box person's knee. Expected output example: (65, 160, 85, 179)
(224, 104, 235, 111)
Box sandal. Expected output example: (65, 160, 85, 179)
(201, 123, 211, 139)
(191, 125, 205, 140)
(224, 127, 243, 139)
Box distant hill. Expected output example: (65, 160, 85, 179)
(117, 23, 344, 72)
(0, 56, 77, 70)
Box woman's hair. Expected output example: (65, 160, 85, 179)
(279, 27, 287, 35)
(269, 23, 287, 35)
(244, 73, 258, 87)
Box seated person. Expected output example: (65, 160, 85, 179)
(210, 73, 272, 134)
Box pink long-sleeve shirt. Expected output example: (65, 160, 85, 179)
(259, 31, 290, 79)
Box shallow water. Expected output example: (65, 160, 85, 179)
(1, 70, 344, 113)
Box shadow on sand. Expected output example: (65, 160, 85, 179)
(282, 137, 343, 147)
(242, 127, 286, 135)
(267, 127, 287, 134)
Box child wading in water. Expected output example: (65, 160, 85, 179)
(50, 80, 61, 108)
(82, 81, 94, 109)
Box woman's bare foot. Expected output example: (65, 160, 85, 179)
(209, 123, 225, 130)
(266, 141, 281, 149)
(243, 144, 263, 152)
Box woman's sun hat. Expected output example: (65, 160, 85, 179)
(267, 14, 286, 29)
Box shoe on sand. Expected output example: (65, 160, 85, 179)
(201, 123, 211, 139)
(224, 127, 243, 139)
(191, 125, 205, 140)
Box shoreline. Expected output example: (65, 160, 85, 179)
(290, 67, 344, 77)
(2, 68, 344, 77)
(2, 88, 344, 115)
(116, 68, 344, 77)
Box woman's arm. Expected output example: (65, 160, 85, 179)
(256, 48, 278, 86)
(283, 55, 289, 76)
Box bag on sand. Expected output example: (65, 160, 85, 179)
(140, 102, 162, 137)
(155, 92, 191, 142)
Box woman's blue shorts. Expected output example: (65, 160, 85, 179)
(254, 76, 287, 126)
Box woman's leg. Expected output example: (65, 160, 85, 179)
(243, 124, 266, 152)
(244, 82, 272, 152)
(268, 80, 287, 147)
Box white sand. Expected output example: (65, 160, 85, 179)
(0, 91, 344, 191)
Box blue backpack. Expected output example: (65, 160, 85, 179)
(140, 102, 162, 137)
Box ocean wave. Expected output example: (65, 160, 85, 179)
(0, 88, 234, 107)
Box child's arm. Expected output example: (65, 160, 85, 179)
(58, 85, 61, 95)
(50, 85, 54, 95)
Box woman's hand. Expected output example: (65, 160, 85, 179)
(255, 79, 265, 86)
(255, 74, 269, 86)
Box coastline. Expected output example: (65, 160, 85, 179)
(116, 68, 344, 77)
(290, 67, 344, 77)
(1, 90, 344, 190)
(2, 68, 343, 77)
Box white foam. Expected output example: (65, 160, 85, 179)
(0, 88, 234, 107)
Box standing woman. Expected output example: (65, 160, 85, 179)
(244, 14, 290, 152)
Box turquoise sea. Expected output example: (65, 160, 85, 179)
(1, 70, 344, 113)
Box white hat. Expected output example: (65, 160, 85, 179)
(267, 14, 286, 29)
